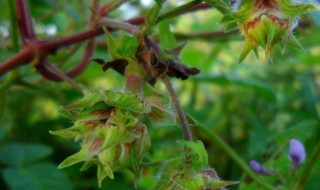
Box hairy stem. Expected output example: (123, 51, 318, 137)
(125, 75, 143, 94)
(162, 75, 193, 141)
(1, 2, 211, 77)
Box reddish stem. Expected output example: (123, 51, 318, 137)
(0, 48, 33, 74)
(0, 2, 209, 78)
(38, 0, 100, 81)
(15, 0, 36, 44)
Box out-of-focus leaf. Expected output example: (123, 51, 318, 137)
(58, 149, 88, 169)
(310, 10, 320, 28)
(239, 181, 258, 190)
(3, 162, 72, 190)
(248, 120, 270, 157)
(0, 127, 5, 141)
(103, 27, 121, 59)
(116, 35, 139, 58)
(269, 120, 317, 144)
(97, 163, 114, 188)
(0, 143, 53, 166)
(203, 0, 230, 13)
(193, 74, 276, 100)
(63, 93, 103, 111)
(159, 20, 177, 50)
(145, 0, 165, 27)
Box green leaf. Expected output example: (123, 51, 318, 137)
(98, 125, 136, 150)
(159, 20, 177, 50)
(203, 0, 230, 13)
(220, 14, 238, 24)
(145, 0, 166, 27)
(97, 163, 114, 188)
(76, 101, 112, 121)
(104, 90, 151, 113)
(144, 84, 176, 122)
(224, 23, 238, 32)
(103, 27, 121, 59)
(269, 120, 317, 144)
(58, 150, 88, 169)
(178, 140, 208, 169)
(175, 173, 204, 189)
(49, 128, 80, 140)
(288, 34, 306, 52)
(116, 35, 139, 58)
(0, 127, 5, 141)
(3, 162, 72, 190)
(239, 40, 255, 63)
(248, 119, 270, 157)
(152, 159, 180, 190)
(193, 74, 276, 101)
(50, 120, 103, 140)
(64, 93, 103, 111)
(279, 0, 319, 16)
(0, 143, 53, 166)
(239, 181, 258, 190)
(79, 161, 94, 171)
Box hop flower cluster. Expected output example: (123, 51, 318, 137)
(51, 91, 157, 187)
(222, 0, 318, 62)
(159, 168, 238, 190)
(154, 141, 238, 190)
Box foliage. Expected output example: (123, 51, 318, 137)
(1, 0, 320, 190)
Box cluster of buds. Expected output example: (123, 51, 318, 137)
(250, 138, 306, 175)
(222, 0, 318, 62)
(154, 141, 238, 190)
(157, 168, 238, 190)
(52, 28, 199, 187)
(51, 91, 153, 187)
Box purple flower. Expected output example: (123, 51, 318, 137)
(250, 160, 266, 174)
(289, 138, 306, 171)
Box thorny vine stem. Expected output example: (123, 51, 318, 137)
(42, 61, 85, 92)
(35, 0, 100, 82)
(0, 1, 210, 78)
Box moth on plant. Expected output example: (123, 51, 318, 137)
(221, 0, 319, 62)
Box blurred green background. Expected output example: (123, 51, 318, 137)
(0, 0, 320, 189)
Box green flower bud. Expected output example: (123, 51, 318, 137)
(222, 0, 318, 62)
(50, 91, 152, 187)
(155, 167, 238, 190)
(154, 141, 238, 190)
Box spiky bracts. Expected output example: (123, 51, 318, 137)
(51, 89, 173, 187)
(222, 0, 318, 62)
